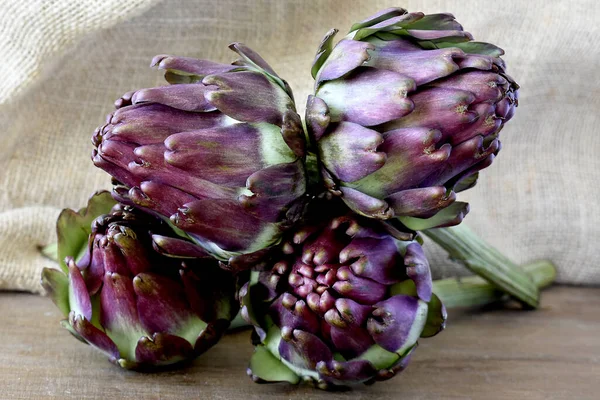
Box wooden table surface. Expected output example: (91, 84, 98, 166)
(1, 286, 598, 400)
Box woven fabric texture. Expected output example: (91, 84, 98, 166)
(1, 0, 598, 293)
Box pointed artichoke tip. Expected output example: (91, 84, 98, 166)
(150, 54, 169, 68)
(228, 42, 244, 51)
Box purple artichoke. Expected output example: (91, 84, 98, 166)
(307, 8, 519, 230)
(92, 43, 307, 263)
(240, 203, 446, 388)
(41, 195, 237, 370)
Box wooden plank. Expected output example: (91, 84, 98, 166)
(0, 286, 598, 399)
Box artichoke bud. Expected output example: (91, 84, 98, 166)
(92, 44, 308, 264)
(41, 192, 238, 370)
(307, 8, 519, 230)
(241, 201, 446, 388)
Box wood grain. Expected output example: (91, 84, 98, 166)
(1, 286, 598, 400)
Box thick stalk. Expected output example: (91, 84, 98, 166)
(433, 260, 556, 309)
(424, 225, 542, 308)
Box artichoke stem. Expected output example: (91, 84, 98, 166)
(424, 224, 551, 309)
(432, 260, 556, 309)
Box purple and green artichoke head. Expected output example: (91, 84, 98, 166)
(307, 8, 519, 230)
(92, 43, 307, 264)
(240, 206, 446, 389)
(41, 192, 238, 370)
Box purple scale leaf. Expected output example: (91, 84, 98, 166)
(301, 224, 349, 266)
(70, 312, 120, 363)
(305, 95, 330, 142)
(386, 186, 456, 219)
(318, 121, 386, 183)
(404, 243, 432, 302)
(367, 43, 465, 85)
(67, 259, 92, 321)
(270, 296, 320, 334)
(348, 127, 451, 197)
(125, 183, 195, 219)
(131, 84, 217, 112)
(367, 295, 420, 352)
(428, 71, 507, 104)
(203, 71, 293, 126)
(107, 103, 225, 142)
(134, 332, 194, 366)
(339, 187, 393, 220)
(170, 199, 282, 253)
(420, 135, 500, 188)
(333, 266, 387, 305)
(446, 103, 502, 145)
(152, 235, 212, 258)
(101, 239, 131, 277)
(100, 272, 144, 337)
(281, 109, 306, 158)
(316, 359, 378, 384)
(334, 298, 373, 326)
(150, 55, 236, 80)
(340, 237, 402, 285)
(383, 87, 478, 140)
(316, 39, 374, 85)
(316, 67, 415, 126)
(239, 160, 306, 222)
(329, 323, 374, 359)
(279, 330, 333, 370)
(133, 272, 202, 338)
(111, 229, 152, 276)
(83, 238, 105, 295)
(163, 124, 264, 187)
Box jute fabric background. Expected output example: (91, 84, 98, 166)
(1, 0, 598, 292)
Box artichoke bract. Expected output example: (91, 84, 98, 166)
(240, 203, 446, 388)
(307, 8, 519, 230)
(41, 193, 238, 370)
(92, 43, 307, 263)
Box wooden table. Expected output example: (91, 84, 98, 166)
(1, 286, 598, 399)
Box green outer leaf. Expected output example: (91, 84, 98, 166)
(430, 41, 505, 57)
(57, 191, 116, 272)
(358, 300, 428, 369)
(311, 29, 338, 79)
(349, 8, 407, 32)
(40, 268, 70, 317)
(249, 345, 300, 384)
(356, 344, 399, 369)
(41, 242, 58, 262)
(420, 293, 446, 338)
(389, 279, 417, 297)
(453, 172, 479, 193)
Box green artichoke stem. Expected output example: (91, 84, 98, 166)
(433, 260, 556, 309)
(424, 224, 546, 309)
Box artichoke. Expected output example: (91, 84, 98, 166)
(240, 202, 446, 388)
(307, 8, 519, 230)
(41, 193, 238, 369)
(92, 43, 307, 264)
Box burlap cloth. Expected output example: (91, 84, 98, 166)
(1, 0, 598, 293)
